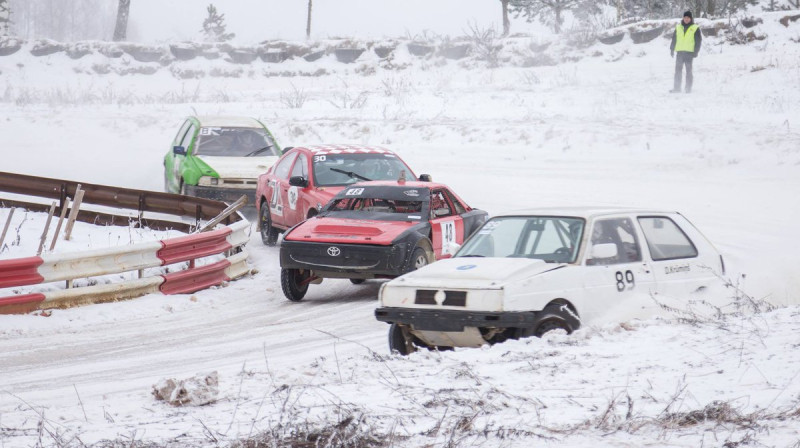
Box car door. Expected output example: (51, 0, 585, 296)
(267, 151, 298, 227)
(171, 122, 197, 193)
(637, 215, 719, 301)
(429, 189, 464, 259)
(442, 187, 486, 238)
(165, 120, 191, 192)
(285, 153, 309, 224)
(580, 216, 658, 324)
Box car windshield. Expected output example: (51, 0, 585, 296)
(321, 186, 429, 221)
(312, 153, 414, 187)
(457, 216, 585, 263)
(195, 127, 279, 157)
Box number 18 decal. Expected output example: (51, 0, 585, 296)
(615, 270, 635, 292)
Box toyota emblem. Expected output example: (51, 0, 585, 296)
(327, 246, 341, 256)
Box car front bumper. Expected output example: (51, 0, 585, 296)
(183, 185, 256, 207)
(280, 240, 410, 278)
(374, 307, 539, 332)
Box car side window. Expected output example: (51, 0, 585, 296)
(637, 217, 698, 261)
(173, 120, 191, 145)
(274, 152, 298, 180)
(442, 189, 467, 215)
(429, 190, 453, 219)
(291, 154, 308, 179)
(587, 218, 642, 265)
(180, 124, 196, 153)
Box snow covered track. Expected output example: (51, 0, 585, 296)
(0, 173, 253, 314)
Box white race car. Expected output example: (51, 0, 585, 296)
(375, 207, 726, 355)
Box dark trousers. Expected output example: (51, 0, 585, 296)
(674, 52, 694, 92)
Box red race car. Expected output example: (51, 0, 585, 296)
(278, 180, 488, 301)
(255, 144, 427, 245)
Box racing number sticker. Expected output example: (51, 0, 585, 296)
(441, 220, 457, 256)
(288, 186, 299, 210)
(268, 180, 283, 216)
(615, 270, 635, 292)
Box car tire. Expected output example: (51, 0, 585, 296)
(405, 246, 431, 274)
(530, 305, 578, 338)
(350, 279, 365, 285)
(259, 203, 280, 246)
(281, 268, 310, 302)
(388, 323, 416, 355)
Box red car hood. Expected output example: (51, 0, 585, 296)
(284, 217, 418, 245)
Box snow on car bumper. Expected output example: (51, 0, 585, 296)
(374, 307, 539, 332)
(183, 185, 256, 206)
(280, 240, 409, 277)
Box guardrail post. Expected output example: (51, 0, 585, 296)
(64, 186, 85, 241)
(37, 201, 57, 256)
(0, 207, 15, 250)
(138, 193, 145, 227)
(49, 197, 71, 251)
(138, 269, 144, 279)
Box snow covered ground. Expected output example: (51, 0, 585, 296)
(1, 8, 800, 447)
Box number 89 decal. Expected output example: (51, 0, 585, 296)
(615, 270, 635, 292)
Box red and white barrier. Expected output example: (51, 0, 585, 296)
(0, 221, 253, 314)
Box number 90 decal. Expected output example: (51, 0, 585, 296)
(615, 270, 635, 292)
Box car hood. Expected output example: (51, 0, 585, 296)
(197, 156, 278, 179)
(284, 217, 419, 245)
(389, 257, 564, 289)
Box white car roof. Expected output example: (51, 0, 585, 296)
(294, 144, 396, 155)
(495, 206, 681, 220)
(195, 116, 263, 128)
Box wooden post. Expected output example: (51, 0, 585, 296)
(0, 207, 15, 249)
(64, 186, 85, 241)
(49, 197, 71, 251)
(197, 195, 248, 233)
(37, 202, 57, 256)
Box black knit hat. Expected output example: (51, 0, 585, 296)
(683, 10, 693, 19)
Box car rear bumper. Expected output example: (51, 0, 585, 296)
(183, 185, 256, 206)
(374, 307, 539, 332)
(280, 240, 409, 277)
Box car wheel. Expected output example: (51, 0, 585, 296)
(259, 203, 280, 246)
(531, 305, 577, 338)
(388, 323, 416, 355)
(281, 268, 310, 302)
(350, 279, 365, 285)
(405, 246, 431, 274)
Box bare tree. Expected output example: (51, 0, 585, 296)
(112, 0, 129, 41)
(500, 0, 510, 36)
(306, 0, 312, 39)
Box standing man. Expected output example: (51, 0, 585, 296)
(670, 11, 702, 93)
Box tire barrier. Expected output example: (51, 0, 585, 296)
(0, 173, 253, 314)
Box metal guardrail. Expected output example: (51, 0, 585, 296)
(0, 171, 242, 232)
(0, 172, 252, 314)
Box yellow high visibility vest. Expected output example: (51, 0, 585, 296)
(675, 23, 699, 52)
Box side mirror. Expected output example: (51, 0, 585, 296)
(418, 174, 432, 182)
(444, 242, 461, 255)
(589, 243, 618, 260)
(289, 176, 308, 187)
(282, 146, 294, 155)
(173, 146, 187, 156)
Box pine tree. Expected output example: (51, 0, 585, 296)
(0, 0, 12, 36)
(202, 4, 235, 42)
(508, 0, 583, 34)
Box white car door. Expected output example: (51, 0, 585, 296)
(579, 216, 658, 324)
(636, 214, 721, 302)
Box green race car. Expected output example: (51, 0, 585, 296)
(164, 116, 281, 205)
